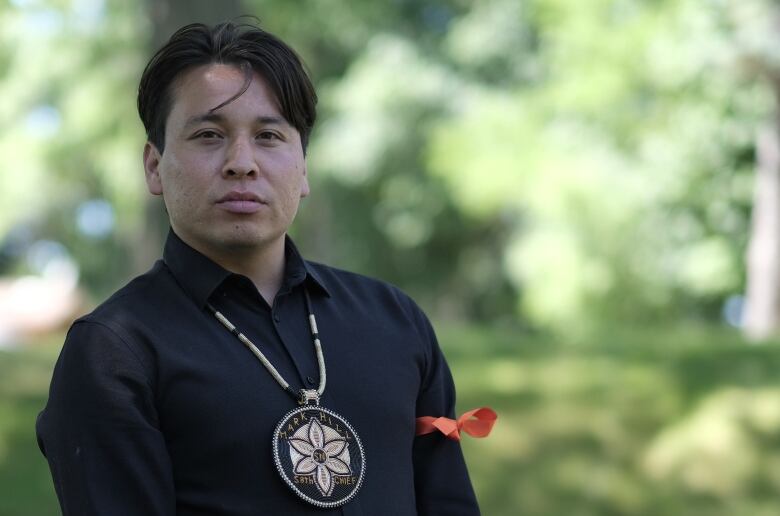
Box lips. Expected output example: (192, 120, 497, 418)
(216, 191, 266, 214)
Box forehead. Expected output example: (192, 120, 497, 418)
(167, 63, 282, 123)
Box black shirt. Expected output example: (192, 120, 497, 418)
(36, 231, 480, 515)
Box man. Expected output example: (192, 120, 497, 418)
(37, 20, 481, 515)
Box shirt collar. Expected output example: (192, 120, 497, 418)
(162, 229, 330, 308)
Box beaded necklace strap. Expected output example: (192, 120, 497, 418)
(207, 288, 326, 405)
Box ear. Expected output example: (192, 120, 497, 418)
(300, 161, 310, 199)
(143, 142, 163, 195)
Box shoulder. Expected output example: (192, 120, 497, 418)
(66, 260, 178, 355)
(305, 260, 434, 338)
(78, 260, 175, 325)
(309, 260, 421, 307)
(47, 264, 175, 393)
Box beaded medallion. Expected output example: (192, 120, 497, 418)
(208, 289, 366, 509)
(273, 405, 366, 508)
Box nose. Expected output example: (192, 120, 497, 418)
(221, 137, 258, 178)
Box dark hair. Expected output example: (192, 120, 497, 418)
(137, 20, 317, 153)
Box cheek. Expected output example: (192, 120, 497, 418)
(276, 154, 307, 192)
(161, 154, 212, 197)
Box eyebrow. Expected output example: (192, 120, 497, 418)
(183, 112, 287, 129)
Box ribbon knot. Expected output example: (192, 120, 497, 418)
(415, 407, 497, 442)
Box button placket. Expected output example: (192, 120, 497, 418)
(268, 289, 316, 391)
(272, 295, 283, 323)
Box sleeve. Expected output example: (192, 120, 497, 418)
(35, 320, 176, 516)
(411, 309, 481, 516)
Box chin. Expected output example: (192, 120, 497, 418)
(217, 228, 283, 250)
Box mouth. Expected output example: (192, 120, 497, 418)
(216, 191, 266, 214)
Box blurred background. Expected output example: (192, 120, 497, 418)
(3, 0, 780, 514)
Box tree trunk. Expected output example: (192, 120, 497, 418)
(744, 101, 780, 340)
(146, 0, 246, 47)
(132, 0, 245, 273)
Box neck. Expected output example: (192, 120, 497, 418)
(185, 235, 286, 305)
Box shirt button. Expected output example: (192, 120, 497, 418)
(306, 376, 316, 385)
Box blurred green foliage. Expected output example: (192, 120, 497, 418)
(1, 0, 770, 330)
(429, 0, 765, 332)
(3, 0, 780, 513)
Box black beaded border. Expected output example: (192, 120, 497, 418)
(272, 405, 366, 508)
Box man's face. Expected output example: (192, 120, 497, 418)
(143, 63, 309, 258)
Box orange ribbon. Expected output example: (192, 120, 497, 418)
(415, 407, 497, 442)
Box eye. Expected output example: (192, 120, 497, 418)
(195, 130, 222, 139)
(257, 131, 280, 141)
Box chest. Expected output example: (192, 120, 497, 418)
(149, 297, 424, 462)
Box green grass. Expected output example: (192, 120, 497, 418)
(442, 322, 780, 516)
(0, 339, 61, 516)
(5, 323, 780, 515)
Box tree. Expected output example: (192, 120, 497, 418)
(429, 0, 763, 333)
(731, 0, 780, 340)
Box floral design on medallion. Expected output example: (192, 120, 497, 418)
(287, 417, 352, 496)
